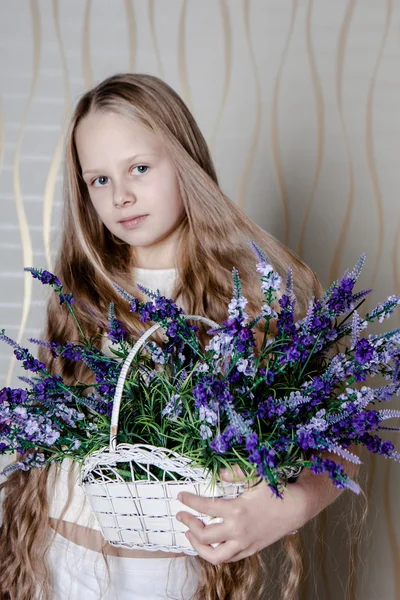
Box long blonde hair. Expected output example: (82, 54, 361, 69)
(0, 73, 324, 600)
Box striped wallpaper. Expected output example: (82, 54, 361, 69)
(0, 1, 399, 598)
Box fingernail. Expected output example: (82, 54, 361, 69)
(176, 514, 182, 522)
(177, 493, 182, 502)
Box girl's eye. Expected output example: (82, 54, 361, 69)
(92, 176, 109, 187)
(132, 165, 149, 175)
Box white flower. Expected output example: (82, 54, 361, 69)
(236, 357, 256, 377)
(199, 405, 218, 425)
(195, 362, 210, 373)
(262, 304, 277, 319)
(228, 296, 249, 320)
(200, 424, 213, 440)
(205, 333, 234, 358)
(256, 262, 274, 277)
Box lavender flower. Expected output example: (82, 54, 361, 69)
(59, 293, 74, 306)
(13, 347, 46, 373)
(228, 295, 249, 322)
(0, 249, 399, 498)
(354, 339, 376, 365)
(200, 424, 212, 440)
(367, 295, 400, 324)
(107, 302, 127, 343)
(146, 342, 165, 365)
(24, 267, 61, 288)
(29, 338, 60, 358)
(350, 311, 368, 348)
(162, 394, 183, 419)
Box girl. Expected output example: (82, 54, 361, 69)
(0, 73, 355, 600)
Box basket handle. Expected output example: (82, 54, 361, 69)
(110, 315, 219, 450)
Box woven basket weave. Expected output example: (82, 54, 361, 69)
(80, 315, 245, 555)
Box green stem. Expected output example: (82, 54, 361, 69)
(67, 305, 88, 343)
(296, 332, 322, 382)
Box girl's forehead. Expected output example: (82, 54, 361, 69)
(75, 111, 165, 160)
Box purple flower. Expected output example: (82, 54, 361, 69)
(284, 345, 301, 363)
(326, 277, 355, 315)
(265, 370, 275, 385)
(277, 295, 296, 337)
(210, 425, 238, 454)
(108, 319, 126, 343)
(209, 434, 230, 454)
(61, 342, 84, 362)
(107, 303, 127, 344)
(354, 339, 375, 365)
(297, 429, 315, 450)
(193, 375, 233, 410)
(162, 394, 183, 419)
(29, 338, 60, 358)
(0, 388, 28, 404)
(13, 348, 46, 373)
(248, 445, 278, 478)
(25, 267, 62, 288)
(245, 432, 259, 452)
(129, 298, 140, 312)
(380, 440, 395, 455)
(367, 295, 400, 324)
(59, 293, 74, 306)
(256, 397, 287, 419)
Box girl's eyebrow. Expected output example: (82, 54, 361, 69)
(82, 153, 159, 176)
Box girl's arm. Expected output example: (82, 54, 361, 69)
(176, 455, 356, 564)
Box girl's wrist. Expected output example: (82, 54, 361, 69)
(290, 468, 343, 525)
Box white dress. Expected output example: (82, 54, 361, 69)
(47, 532, 199, 600)
(4, 267, 200, 599)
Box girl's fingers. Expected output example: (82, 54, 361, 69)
(177, 492, 231, 518)
(220, 548, 254, 563)
(219, 464, 247, 483)
(176, 512, 227, 545)
(185, 533, 242, 565)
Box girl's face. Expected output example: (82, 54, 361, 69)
(75, 111, 185, 269)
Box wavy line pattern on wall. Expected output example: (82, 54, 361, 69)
(363, 0, 393, 513)
(297, 0, 325, 260)
(270, 0, 298, 246)
(329, 0, 356, 284)
(42, 0, 72, 272)
(383, 216, 400, 599)
(6, 0, 41, 386)
(148, 0, 164, 78)
(178, 0, 193, 113)
(0, 3, 399, 598)
(235, 0, 262, 210)
(208, 0, 231, 153)
(365, 0, 392, 309)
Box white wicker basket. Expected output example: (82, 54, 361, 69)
(80, 315, 245, 555)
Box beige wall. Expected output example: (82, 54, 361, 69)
(0, 1, 399, 598)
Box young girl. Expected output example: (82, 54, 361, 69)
(0, 73, 355, 600)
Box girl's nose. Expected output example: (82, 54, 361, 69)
(113, 191, 136, 208)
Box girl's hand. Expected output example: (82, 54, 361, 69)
(175, 464, 342, 564)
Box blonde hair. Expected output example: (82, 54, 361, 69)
(0, 73, 325, 599)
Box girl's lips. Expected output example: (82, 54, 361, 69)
(119, 215, 148, 229)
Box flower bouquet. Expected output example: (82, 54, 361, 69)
(1, 242, 400, 554)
